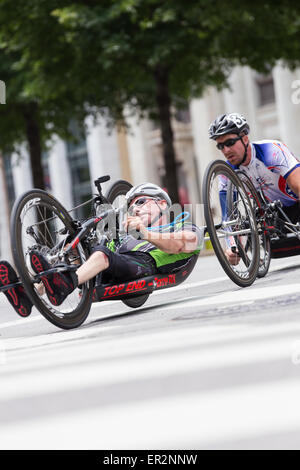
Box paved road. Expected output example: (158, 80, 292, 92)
(1, 254, 300, 450)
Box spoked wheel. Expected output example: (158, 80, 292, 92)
(203, 160, 260, 287)
(10, 189, 93, 329)
(235, 171, 271, 278)
(105, 180, 150, 309)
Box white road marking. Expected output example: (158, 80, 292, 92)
(166, 282, 300, 309)
(1, 379, 300, 449)
(0, 332, 296, 402)
(3, 319, 300, 383)
(0, 315, 42, 329)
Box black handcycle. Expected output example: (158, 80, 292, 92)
(4, 176, 197, 330)
(203, 160, 300, 287)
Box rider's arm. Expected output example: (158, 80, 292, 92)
(286, 167, 300, 197)
(141, 228, 199, 254)
(124, 216, 199, 254)
(266, 141, 300, 197)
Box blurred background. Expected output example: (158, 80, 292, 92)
(0, 1, 300, 261)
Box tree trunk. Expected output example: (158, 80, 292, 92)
(154, 67, 180, 205)
(22, 102, 44, 190)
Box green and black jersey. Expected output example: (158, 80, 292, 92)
(106, 222, 203, 270)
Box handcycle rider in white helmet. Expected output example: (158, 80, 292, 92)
(209, 112, 300, 265)
(0, 183, 203, 316)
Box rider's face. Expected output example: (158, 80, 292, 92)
(216, 133, 249, 166)
(129, 196, 166, 226)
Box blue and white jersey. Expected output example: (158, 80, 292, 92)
(219, 140, 300, 207)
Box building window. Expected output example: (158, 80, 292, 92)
(149, 104, 191, 131)
(66, 121, 91, 219)
(256, 74, 275, 106)
(174, 107, 191, 124)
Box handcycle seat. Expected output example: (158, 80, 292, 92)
(271, 237, 300, 259)
(93, 255, 198, 302)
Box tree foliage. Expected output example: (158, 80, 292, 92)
(1, 0, 300, 199)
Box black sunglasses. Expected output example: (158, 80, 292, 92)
(128, 197, 156, 215)
(131, 197, 151, 207)
(217, 136, 241, 151)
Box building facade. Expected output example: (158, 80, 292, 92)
(1, 64, 300, 260)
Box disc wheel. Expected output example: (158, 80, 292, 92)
(10, 189, 93, 329)
(105, 180, 150, 309)
(235, 171, 271, 278)
(105, 179, 133, 208)
(203, 160, 260, 287)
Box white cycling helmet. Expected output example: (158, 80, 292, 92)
(209, 112, 250, 140)
(126, 183, 172, 208)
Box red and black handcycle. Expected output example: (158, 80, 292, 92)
(3, 176, 197, 329)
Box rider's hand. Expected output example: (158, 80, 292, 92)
(225, 248, 241, 266)
(123, 216, 147, 238)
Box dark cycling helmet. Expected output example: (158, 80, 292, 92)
(126, 183, 172, 208)
(209, 112, 250, 140)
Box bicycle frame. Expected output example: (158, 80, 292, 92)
(238, 174, 300, 242)
(94, 256, 197, 302)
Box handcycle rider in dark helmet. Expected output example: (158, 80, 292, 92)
(0, 183, 203, 317)
(209, 112, 300, 265)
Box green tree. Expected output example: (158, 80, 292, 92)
(0, 22, 90, 189)
(47, 0, 300, 203)
(0, 50, 44, 189)
(1, 0, 300, 201)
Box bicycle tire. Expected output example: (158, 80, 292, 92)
(105, 179, 133, 204)
(203, 160, 260, 287)
(10, 189, 93, 329)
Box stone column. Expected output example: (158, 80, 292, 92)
(242, 67, 260, 139)
(190, 88, 224, 202)
(85, 116, 121, 194)
(125, 114, 155, 185)
(223, 67, 249, 116)
(190, 90, 224, 227)
(48, 136, 73, 210)
(11, 144, 33, 198)
(117, 127, 133, 182)
(273, 65, 300, 157)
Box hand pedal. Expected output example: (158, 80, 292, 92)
(95, 176, 110, 185)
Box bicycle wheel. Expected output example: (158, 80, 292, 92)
(10, 189, 93, 329)
(235, 171, 271, 278)
(105, 179, 133, 207)
(203, 160, 260, 287)
(105, 180, 150, 309)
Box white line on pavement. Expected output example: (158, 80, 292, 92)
(165, 282, 300, 309)
(1, 378, 300, 449)
(4, 318, 300, 378)
(0, 333, 296, 402)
